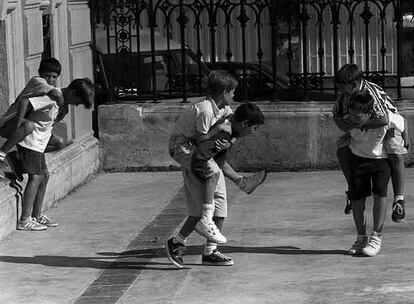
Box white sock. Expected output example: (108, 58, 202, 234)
(204, 242, 217, 255)
(202, 204, 214, 221)
(173, 233, 187, 245)
(394, 195, 404, 202)
(0, 151, 5, 161)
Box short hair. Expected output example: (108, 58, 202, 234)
(349, 90, 373, 114)
(335, 64, 363, 84)
(68, 78, 94, 109)
(207, 70, 238, 97)
(38, 57, 62, 75)
(234, 102, 265, 126)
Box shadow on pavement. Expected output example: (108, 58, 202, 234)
(0, 254, 175, 270)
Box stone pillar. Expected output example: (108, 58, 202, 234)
(67, 0, 94, 141)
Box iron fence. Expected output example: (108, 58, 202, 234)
(90, 0, 414, 103)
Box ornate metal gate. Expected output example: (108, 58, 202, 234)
(90, 0, 414, 103)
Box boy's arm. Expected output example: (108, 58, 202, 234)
(47, 89, 64, 107)
(361, 115, 389, 130)
(333, 116, 358, 132)
(402, 118, 410, 150)
(196, 120, 232, 142)
(15, 98, 31, 128)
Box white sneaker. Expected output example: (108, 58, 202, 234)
(17, 218, 47, 231)
(347, 235, 367, 255)
(239, 170, 267, 194)
(362, 232, 382, 257)
(195, 217, 227, 244)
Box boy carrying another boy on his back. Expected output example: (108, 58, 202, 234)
(346, 90, 406, 257)
(166, 70, 266, 268)
(0, 57, 64, 180)
(333, 63, 409, 223)
(12, 78, 94, 231)
(191, 102, 266, 244)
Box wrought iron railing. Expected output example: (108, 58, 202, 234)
(90, 0, 414, 103)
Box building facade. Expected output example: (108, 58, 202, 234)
(0, 0, 99, 240)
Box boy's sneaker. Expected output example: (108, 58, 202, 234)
(344, 191, 352, 215)
(362, 232, 382, 257)
(195, 217, 227, 244)
(347, 235, 367, 255)
(165, 237, 185, 268)
(6, 151, 24, 182)
(17, 218, 47, 231)
(239, 170, 267, 194)
(202, 250, 234, 266)
(35, 215, 58, 227)
(391, 200, 406, 222)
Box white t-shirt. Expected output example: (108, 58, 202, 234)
(171, 97, 233, 138)
(349, 112, 404, 159)
(18, 95, 59, 153)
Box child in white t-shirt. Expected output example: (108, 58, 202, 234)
(16, 78, 94, 231)
(346, 90, 405, 257)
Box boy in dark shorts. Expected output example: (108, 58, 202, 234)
(16, 78, 94, 231)
(345, 91, 403, 256)
(333, 64, 408, 222)
(0, 58, 64, 180)
(192, 103, 266, 244)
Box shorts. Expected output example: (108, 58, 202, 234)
(384, 130, 407, 155)
(191, 157, 221, 180)
(169, 135, 227, 217)
(349, 153, 390, 200)
(17, 144, 48, 175)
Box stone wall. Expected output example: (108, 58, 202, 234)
(98, 100, 414, 172)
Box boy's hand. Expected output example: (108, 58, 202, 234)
(215, 139, 231, 151)
(217, 120, 232, 134)
(47, 89, 64, 107)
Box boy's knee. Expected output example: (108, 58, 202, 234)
(21, 120, 35, 133)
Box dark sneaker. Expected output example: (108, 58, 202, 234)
(165, 237, 185, 268)
(202, 250, 234, 266)
(347, 235, 367, 255)
(344, 191, 352, 215)
(6, 151, 24, 182)
(239, 170, 267, 194)
(392, 200, 406, 222)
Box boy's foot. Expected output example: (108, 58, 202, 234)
(391, 200, 406, 222)
(6, 151, 24, 182)
(35, 215, 58, 227)
(362, 232, 382, 257)
(202, 250, 234, 266)
(347, 235, 367, 255)
(165, 237, 185, 268)
(17, 218, 47, 231)
(344, 191, 352, 215)
(195, 217, 227, 244)
(239, 170, 267, 194)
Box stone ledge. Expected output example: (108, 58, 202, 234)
(0, 135, 100, 241)
(98, 100, 414, 172)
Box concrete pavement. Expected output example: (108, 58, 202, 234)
(1, 170, 414, 304)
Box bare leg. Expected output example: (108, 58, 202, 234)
(388, 154, 405, 197)
(0, 120, 35, 153)
(221, 162, 242, 185)
(178, 216, 200, 238)
(351, 198, 366, 236)
(20, 174, 43, 221)
(372, 194, 388, 233)
(31, 170, 49, 218)
(337, 146, 353, 187)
